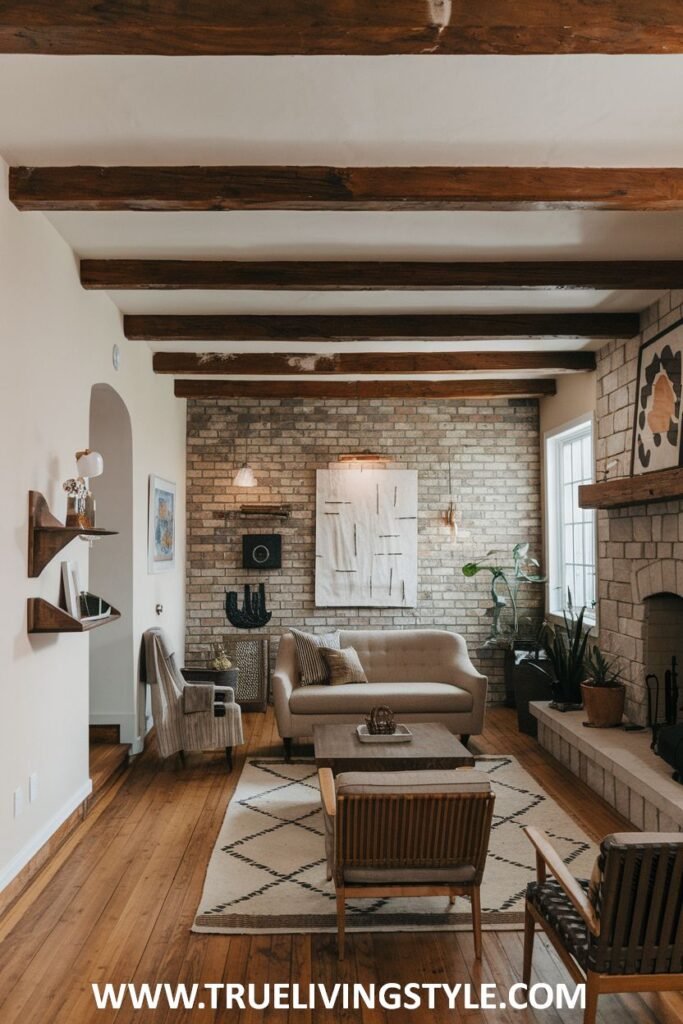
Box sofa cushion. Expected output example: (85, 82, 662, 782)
(289, 681, 473, 715)
(321, 645, 368, 685)
(290, 628, 340, 685)
(338, 628, 466, 684)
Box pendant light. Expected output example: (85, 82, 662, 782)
(233, 433, 258, 488)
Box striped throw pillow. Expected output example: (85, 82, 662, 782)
(290, 628, 341, 685)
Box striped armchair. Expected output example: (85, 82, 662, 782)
(143, 628, 243, 768)
(524, 828, 683, 1024)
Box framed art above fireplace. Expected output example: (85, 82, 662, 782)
(631, 317, 683, 476)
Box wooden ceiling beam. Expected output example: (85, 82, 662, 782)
(173, 379, 557, 399)
(153, 351, 596, 376)
(125, 313, 638, 342)
(80, 259, 683, 292)
(11, 166, 683, 213)
(1, 2, 681, 55)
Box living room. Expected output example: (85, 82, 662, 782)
(2, 8, 683, 1024)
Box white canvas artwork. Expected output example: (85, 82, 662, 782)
(315, 468, 418, 608)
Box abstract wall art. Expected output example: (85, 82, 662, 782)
(148, 475, 176, 573)
(315, 468, 418, 607)
(631, 318, 683, 476)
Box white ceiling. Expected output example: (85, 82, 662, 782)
(2, 55, 682, 369)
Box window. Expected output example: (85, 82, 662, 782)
(545, 417, 596, 622)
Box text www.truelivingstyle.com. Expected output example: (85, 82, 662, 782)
(92, 981, 585, 1012)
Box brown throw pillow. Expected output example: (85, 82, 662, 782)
(320, 646, 368, 686)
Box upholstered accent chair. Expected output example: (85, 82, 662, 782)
(143, 628, 243, 768)
(318, 767, 495, 960)
(524, 827, 683, 1024)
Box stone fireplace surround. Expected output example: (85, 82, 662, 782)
(534, 293, 683, 830)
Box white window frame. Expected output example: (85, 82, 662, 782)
(544, 414, 597, 628)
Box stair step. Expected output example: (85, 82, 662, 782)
(89, 742, 130, 803)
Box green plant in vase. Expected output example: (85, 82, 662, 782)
(461, 542, 546, 647)
(582, 645, 625, 728)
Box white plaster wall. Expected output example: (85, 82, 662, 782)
(0, 158, 186, 890)
(539, 372, 597, 436)
(89, 384, 135, 744)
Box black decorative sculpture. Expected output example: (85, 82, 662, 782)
(225, 583, 272, 629)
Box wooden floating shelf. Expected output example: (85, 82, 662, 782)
(28, 490, 117, 577)
(579, 467, 683, 510)
(237, 504, 292, 519)
(27, 597, 121, 634)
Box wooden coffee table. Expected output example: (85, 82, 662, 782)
(313, 722, 475, 774)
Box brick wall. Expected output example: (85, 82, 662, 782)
(185, 397, 544, 703)
(595, 290, 683, 724)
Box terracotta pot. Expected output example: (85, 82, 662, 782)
(581, 682, 625, 728)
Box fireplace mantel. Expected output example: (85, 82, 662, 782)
(579, 467, 683, 510)
(581, 466, 683, 509)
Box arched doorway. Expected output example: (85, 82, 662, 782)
(88, 384, 135, 746)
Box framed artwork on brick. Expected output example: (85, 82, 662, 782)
(315, 468, 418, 608)
(631, 317, 683, 476)
(242, 534, 282, 570)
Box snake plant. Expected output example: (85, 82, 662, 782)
(535, 599, 592, 706)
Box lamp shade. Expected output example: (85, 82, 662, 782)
(76, 449, 104, 478)
(233, 463, 258, 488)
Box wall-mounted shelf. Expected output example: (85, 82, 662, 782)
(28, 490, 117, 577)
(27, 597, 121, 634)
(237, 504, 292, 520)
(579, 467, 683, 510)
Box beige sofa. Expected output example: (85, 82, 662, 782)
(272, 628, 487, 759)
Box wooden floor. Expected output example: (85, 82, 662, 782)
(1, 707, 682, 1024)
(89, 741, 130, 803)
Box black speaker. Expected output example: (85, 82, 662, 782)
(242, 534, 282, 570)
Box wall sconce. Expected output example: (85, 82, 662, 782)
(443, 462, 458, 541)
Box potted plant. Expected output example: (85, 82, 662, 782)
(533, 600, 591, 711)
(582, 645, 626, 728)
(462, 542, 547, 710)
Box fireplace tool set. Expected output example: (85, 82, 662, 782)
(647, 656, 683, 782)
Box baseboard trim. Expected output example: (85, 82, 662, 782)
(0, 780, 93, 906)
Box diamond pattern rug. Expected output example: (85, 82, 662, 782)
(192, 756, 596, 934)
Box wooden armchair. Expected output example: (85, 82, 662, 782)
(524, 827, 683, 1024)
(319, 767, 495, 960)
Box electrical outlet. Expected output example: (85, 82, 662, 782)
(13, 787, 23, 818)
(29, 773, 38, 803)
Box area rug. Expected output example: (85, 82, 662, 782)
(192, 757, 596, 934)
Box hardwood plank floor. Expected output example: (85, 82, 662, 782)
(0, 707, 681, 1024)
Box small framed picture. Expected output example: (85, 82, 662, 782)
(242, 534, 282, 570)
(148, 476, 176, 573)
(631, 318, 683, 476)
(61, 560, 81, 618)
